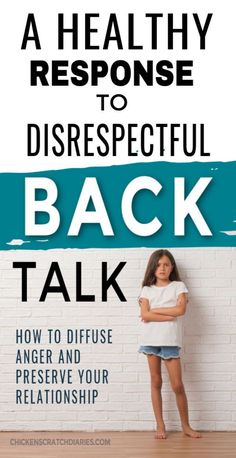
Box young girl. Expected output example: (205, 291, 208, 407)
(139, 249, 201, 439)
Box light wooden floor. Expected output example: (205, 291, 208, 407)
(0, 431, 235, 458)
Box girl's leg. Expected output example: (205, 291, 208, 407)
(164, 358, 201, 438)
(146, 354, 166, 439)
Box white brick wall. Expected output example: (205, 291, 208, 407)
(0, 247, 236, 431)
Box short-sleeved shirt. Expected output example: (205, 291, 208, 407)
(139, 281, 188, 347)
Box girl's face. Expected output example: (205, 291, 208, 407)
(154, 255, 173, 283)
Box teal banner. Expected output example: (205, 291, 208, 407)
(1, 162, 236, 250)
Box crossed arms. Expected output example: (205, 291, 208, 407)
(139, 293, 188, 322)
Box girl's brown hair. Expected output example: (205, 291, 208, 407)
(142, 249, 181, 287)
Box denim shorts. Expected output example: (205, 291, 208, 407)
(138, 345, 180, 359)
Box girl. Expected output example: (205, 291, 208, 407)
(138, 249, 201, 439)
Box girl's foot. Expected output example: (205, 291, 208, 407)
(182, 426, 201, 438)
(155, 424, 167, 439)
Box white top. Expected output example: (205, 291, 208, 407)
(139, 281, 188, 347)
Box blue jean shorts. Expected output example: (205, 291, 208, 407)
(138, 345, 180, 359)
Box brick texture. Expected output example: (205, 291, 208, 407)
(0, 247, 235, 431)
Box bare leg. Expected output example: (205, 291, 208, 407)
(146, 354, 166, 439)
(164, 358, 201, 438)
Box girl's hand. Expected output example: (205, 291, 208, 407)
(150, 293, 188, 317)
(140, 315, 175, 322)
(139, 298, 175, 322)
(151, 307, 176, 319)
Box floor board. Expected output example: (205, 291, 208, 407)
(0, 431, 235, 458)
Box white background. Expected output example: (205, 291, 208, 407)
(0, 0, 235, 171)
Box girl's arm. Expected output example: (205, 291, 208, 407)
(151, 293, 188, 317)
(139, 298, 175, 322)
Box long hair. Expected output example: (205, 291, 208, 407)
(142, 249, 181, 287)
